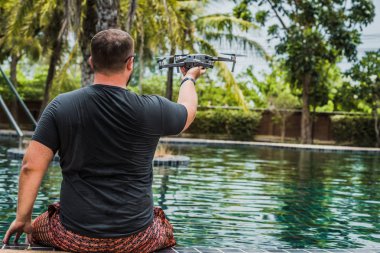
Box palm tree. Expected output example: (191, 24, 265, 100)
(80, 0, 120, 86)
(0, 0, 42, 119)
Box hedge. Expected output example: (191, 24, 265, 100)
(187, 109, 262, 140)
(331, 115, 376, 147)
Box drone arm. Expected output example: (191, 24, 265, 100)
(213, 57, 234, 62)
(158, 63, 185, 69)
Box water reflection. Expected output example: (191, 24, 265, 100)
(1, 144, 379, 249)
(154, 146, 380, 248)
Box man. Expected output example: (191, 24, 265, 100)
(2, 29, 205, 252)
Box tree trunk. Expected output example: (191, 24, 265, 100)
(80, 0, 97, 86)
(126, 0, 136, 32)
(374, 109, 379, 148)
(138, 31, 144, 95)
(301, 73, 312, 144)
(95, 0, 119, 31)
(10, 54, 20, 121)
(281, 117, 286, 143)
(39, 35, 64, 118)
(80, 0, 120, 87)
(374, 92, 380, 147)
(165, 46, 176, 101)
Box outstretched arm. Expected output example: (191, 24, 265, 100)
(177, 66, 206, 131)
(2, 141, 54, 245)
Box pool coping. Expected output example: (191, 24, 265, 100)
(160, 137, 380, 154)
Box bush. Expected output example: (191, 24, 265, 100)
(331, 115, 376, 147)
(187, 109, 262, 140)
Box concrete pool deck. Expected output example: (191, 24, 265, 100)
(1, 244, 380, 252)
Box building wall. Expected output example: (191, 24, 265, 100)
(258, 111, 334, 141)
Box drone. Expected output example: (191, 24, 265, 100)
(157, 53, 244, 72)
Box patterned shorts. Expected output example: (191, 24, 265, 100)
(32, 203, 176, 253)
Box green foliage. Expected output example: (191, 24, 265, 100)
(233, 0, 253, 22)
(234, 0, 375, 86)
(331, 115, 376, 147)
(0, 67, 45, 101)
(234, 0, 375, 143)
(347, 50, 380, 109)
(346, 50, 380, 146)
(241, 62, 301, 109)
(128, 75, 180, 100)
(0, 64, 80, 101)
(187, 109, 262, 140)
(128, 74, 255, 107)
(312, 61, 344, 112)
(50, 68, 81, 99)
(269, 88, 299, 113)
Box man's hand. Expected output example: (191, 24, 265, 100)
(180, 66, 206, 81)
(3, 219, 33, 245)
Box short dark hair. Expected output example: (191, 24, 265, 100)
(90, 29, 134, 74)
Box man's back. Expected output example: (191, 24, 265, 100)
(32, 84, 187, 237)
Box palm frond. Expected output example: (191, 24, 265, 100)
(54, 39, 79, 93)
(203, 32, 269, 59)
(196, 14, 258, 34)
(215, 61, 248, 110)
(5, 0, 35, 39)
(196, 38, 248, 110)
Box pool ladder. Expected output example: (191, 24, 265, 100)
(0, 66, 37, 148)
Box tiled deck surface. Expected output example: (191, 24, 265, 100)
(1, 245, 380, 252)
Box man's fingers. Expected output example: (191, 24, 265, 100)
(2, 226, 14, 245)
(26, 233, 34, 245)
(13, 232, 22, 244)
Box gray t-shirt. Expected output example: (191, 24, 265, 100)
(32, 84, 187, 238)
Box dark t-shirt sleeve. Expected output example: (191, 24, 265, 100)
(147, 96, 187, 136)
(31, 98, 60, 153)
(160, 97, 188, 136)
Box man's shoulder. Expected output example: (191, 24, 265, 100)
(138, 94, 169, 104)
(54, 87, 88, 102)
(61, 86, 88, 97)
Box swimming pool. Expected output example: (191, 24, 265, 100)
(0, 142, 379, 249)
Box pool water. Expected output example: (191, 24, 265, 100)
(0, 143, 379, 249)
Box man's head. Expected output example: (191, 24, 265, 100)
(90, 29, 134, 83)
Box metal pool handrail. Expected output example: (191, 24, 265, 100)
(0, 66, 37, 128)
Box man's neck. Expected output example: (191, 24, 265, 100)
(93, 72, 128, 88)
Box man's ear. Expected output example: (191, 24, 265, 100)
(88, 56, 94, 70)
(126, 57, 134, 71)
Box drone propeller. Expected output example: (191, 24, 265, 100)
(220, 53, 246, 57)
(156, 54, 192, 61)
